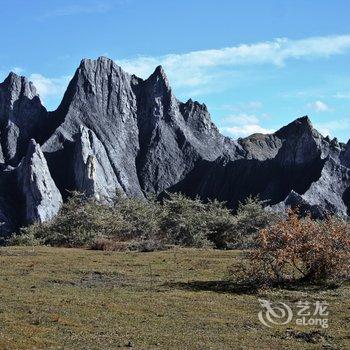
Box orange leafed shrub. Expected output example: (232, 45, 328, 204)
(232, 210, 350, 285)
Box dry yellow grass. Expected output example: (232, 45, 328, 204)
(0, 246, 349, 349)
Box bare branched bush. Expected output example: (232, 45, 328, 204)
(231, 210, 350, 286)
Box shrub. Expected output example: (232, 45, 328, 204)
(10, 191, 247, 249)
(8, 226, 43, 246)
(227, 196, 277, 248)
(112, 194, 163, 241)
(46, 193, 111, 246)
(18, 192, 114, 247)
(231, 210, 350, 286)
(13, 192, 165, 248)
(161, 193, 237, 248)
(161, 193, 212, 248)
(204, 199, 235, 248)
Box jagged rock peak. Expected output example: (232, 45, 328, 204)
(184, 98, 208, 111)
(0, 72, 39, 102)
(153, 65, 169, 80)
(293, 115, 313, 128)
(146, 64, 171, 91)
(17, 140, 62, 224)
(58, 55, 136, 115)
(0, 72, 47, 165)
(275, 116, 316, 137)
(341, 140, 350, 167)
(80, 55, 115, 67)
(77, 56, 131, 82)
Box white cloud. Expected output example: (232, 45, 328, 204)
(219, 113, 274, 138)
(11, 67, 24, 75)
(116, 35, 350, 89)
(29, 74, 71, 104)
(307, 100, 331, 112)
(333, 92, 350, 99)
(314, 118, 350, 137)
(221, 125, 274, 138)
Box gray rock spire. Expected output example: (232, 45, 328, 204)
(0, 73, 47, 165)
(74, 125, 123, 201)
(17, 140, 62, 224)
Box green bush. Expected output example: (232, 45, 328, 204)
(16, 192, 113, 247)
(161, 193, 212, 248)
(227, 196, 277, 248)
(13, 192, 164, 249)
(10, 191, 277, 250)
(112, 194, 163, 241)
(8, 227, 43, 246)
(161, 193, 238, 248)
(203, 199, 235, 248)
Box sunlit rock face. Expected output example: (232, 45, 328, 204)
(73, 125, 123, 202)
(17, 140, 62, 224)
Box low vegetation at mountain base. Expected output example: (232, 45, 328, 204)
(0, 246, 349, 350)
(9, 192, 273, 250)
(9, 192, 350, 286)
(4, 195, 350, 348)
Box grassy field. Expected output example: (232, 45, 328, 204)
(0, 247, 349, 350)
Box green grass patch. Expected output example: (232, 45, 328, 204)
(0, 247, 349, 349)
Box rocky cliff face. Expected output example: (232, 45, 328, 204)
(74, 125, 123, 201)
(42, 57, 240, 198)
(0, 56, 349, 236)
(17, 140, 62, 224)
(0, 73, 48, 166)
(42, 57, 142, 198)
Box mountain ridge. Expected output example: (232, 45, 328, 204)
(0, 56, 349, 236)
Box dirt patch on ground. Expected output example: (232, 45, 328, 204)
(48, 271, 132, 288)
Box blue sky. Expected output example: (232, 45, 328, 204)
(1, 0, 350, 141)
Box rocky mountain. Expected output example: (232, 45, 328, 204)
(0, 56, 349, 236)
(0, 73, 52, 167)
